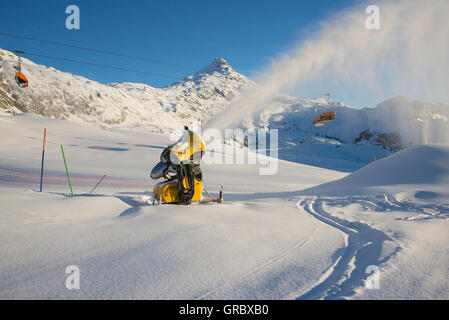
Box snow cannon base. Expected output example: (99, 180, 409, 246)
(153, 178, 203, 204)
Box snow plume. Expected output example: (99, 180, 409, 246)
(205, 0, 449, 133)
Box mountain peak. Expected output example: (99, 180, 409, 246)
(196, 58, 233, 75)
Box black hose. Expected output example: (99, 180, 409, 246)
(177, 163, 195, 205)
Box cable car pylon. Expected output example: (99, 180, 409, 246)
(14, 50, 29, 88)
(313, 93, 336, 127)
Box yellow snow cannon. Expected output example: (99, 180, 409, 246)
(150, 127, 205, 205)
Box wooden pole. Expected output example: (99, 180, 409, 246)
(90, 174, 106, 194)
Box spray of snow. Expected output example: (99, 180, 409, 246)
(205, 0, 449, 139)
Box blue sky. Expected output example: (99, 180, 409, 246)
(0, 1, 359, 91)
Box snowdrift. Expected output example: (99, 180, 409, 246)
(304, 144, 449, 196)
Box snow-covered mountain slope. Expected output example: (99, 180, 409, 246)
(238, 95, 449, 170)
(0, 76, 16, 113)
(110, 58, 251, 130)
(0, 49, 251, 133)
(2, 48, 448, 171)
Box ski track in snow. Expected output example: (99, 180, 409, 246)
(295, 196, 401, 300)
(196, 193, 429, 300)
(314, 194, 449, 222)
(386, 194, 449, 221)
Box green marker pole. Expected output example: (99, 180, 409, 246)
(61, 145, 74, 197)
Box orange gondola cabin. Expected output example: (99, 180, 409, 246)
(15, 72, 29, 88)
(313, 111, 336, 127)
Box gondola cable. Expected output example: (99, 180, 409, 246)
(20, 51, 180, 80)
(0, 32, 197, 71)
(4, 49, 181, 80)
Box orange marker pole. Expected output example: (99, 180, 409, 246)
(40, 128, 46, 192)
